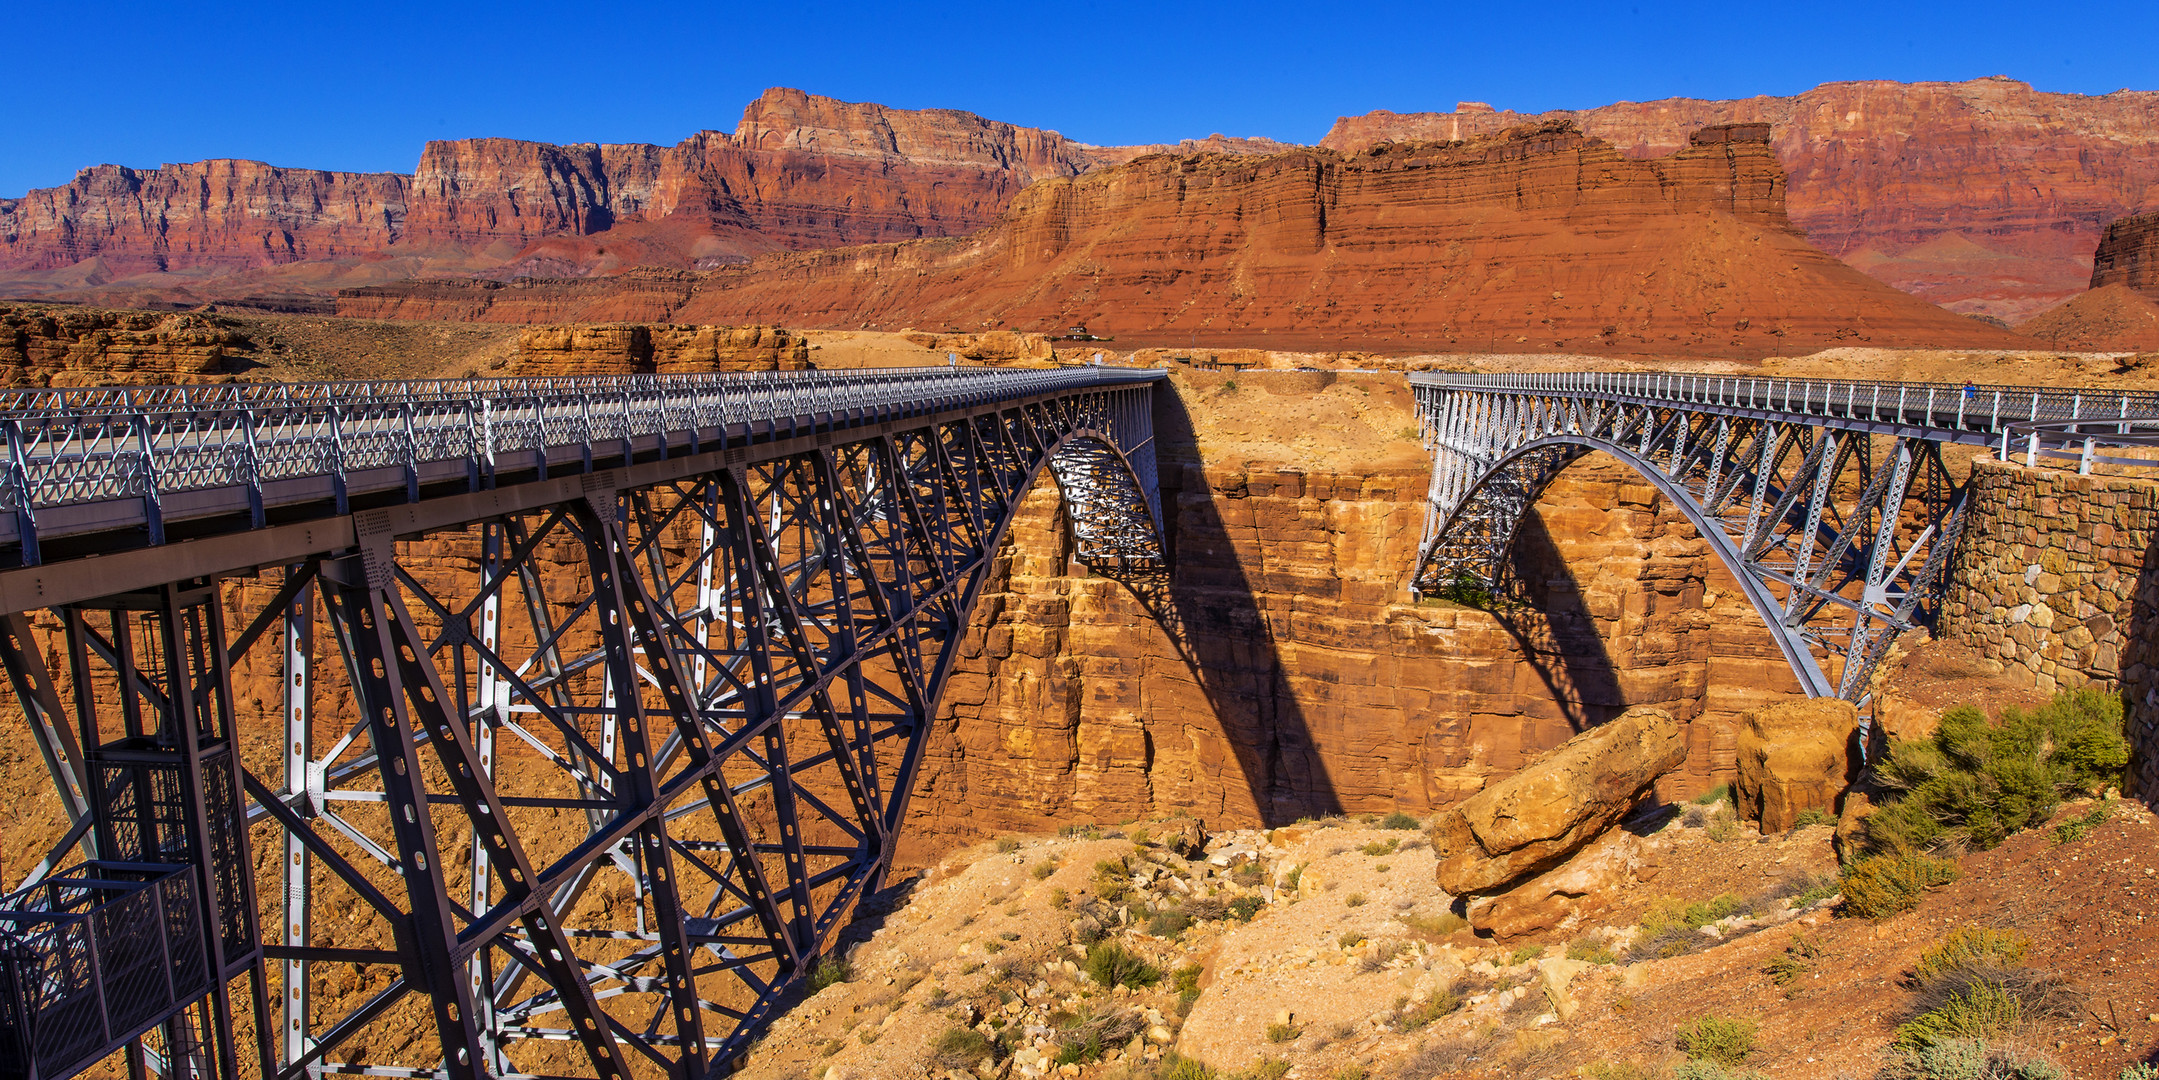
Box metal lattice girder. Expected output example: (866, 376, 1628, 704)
(1407, 372, 2023, 704)
(0, 371, 1169, 1080)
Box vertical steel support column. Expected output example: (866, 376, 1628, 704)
(280, 575, 313, 1067)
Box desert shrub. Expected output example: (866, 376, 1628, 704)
(1766, 870, 1842, 909)
(1231, 863, 1265, 887)
(1182, 896, 1227, 921)
(1333, 1066, 1370, 1080)
(1670, 1064, 1770, 1080)
(1147, 908, 1193, 938)
(1345, 892, 1367, 907)
(1706, 807, 1741, 842)
(1894, 981, 2025, 1050)
(1032, 858, 1060, 880)
(1693, 784, 1733, 806)
(1083, 941, 1162, 989)
(1675, 1015, 1757, 1066)
(1792, 808, 1835, 828)
(933, 1025, 997, 1066)
(1338, 930, 1367, 948)
(1400, 910, 1467, 939)
(1378, 810, 1422, 830)
(1913, 927, 2028, 984)
(1244, 1060, 1291, 1080)
(808, 956, 851, 991)
(1227, 895, 1264, 921)
(1641, 894, 1746, 937)
(2120, 1065, 2159, 1080)
(1567, 937, 1619, 965)
(1866, 689, 2130, 854)
(2051, 804, 2110, 844)
(1508, 944, 1543, 965)
(1358, 938, 1407, 972)
(1431, 573, 1492, 607)
(1281, 865, 1303, 890)
(1841, 853, 1960, 918)
(1585, 1064, 1659, 1080)
(994, 837, 1021, 853)
(1050, 887, 1069, 909)
(1394, 986, 1461, 1031)
(1361, 838, 1399, 856)
(1264, 1021, 1299, 1043)
(1764, 933, 1822, 992)
(1878, 1040, 2067, 1080)
(1158, 1055, 1219, 1080)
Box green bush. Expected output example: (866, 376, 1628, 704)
(1866, 689, 2130, 854)
(1507, 945, 1543, 965)
(1032, 858, 1060, 879)
(1894, 982, 2023, 1050)
(1378, 810, 1422, 830)
(1670, 1063, 1771, 1080)
(1083, 941, 1162, 989)
(1566, 938, 1618, 965)
(1264, 1021, 1299, 1043)
(1879, 1040, 2066, 1080)
(2051, 804, 2109, 844)
(1146, 908, 1193, 938)
(2120, 1065, 2159, 1080)
(808, 956, 851, 991)
(1227, 895, 1264, 921)
(1763, 933, 1821, 992)
(1692, 784, 1733, 806)
(1361, 838, 1399, 856)
(933, 1026, 999, 1066)
(1841, 853, 1960, 918)
(994, 837, 1021, 853)
(1674, 1015, 1757, 1066)
(1394, 987, 1460, 1031)
(1792, 808, 1835, 828)
(1912, 927, 2028, 984)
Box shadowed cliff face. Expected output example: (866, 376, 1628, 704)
(898, 374, 1804, 862)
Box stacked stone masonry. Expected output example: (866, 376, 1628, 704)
(1941, 456, 2159, 797)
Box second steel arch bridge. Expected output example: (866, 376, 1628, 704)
(1411, 371, 2159, 702)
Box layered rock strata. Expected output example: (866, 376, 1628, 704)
(1323, 77, 2159, 321)
(899, 372, 1806, 858)
(2091, 210, 2159, 293)
(507, 323, 809, 376)
(340, 124, 2029, 357)
(0, 303, 260, 385)
(1, 88, 1290, 298)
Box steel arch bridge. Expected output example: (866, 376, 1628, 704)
(0, 366, 1166, 1080)
(1410, 371, 2159, 702)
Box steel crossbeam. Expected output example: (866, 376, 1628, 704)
(0, 369, 1168, 1080)
(1408, 372, 2033, 703)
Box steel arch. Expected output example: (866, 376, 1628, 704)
(0, 372, 1169, 1080)
(1411, 377, 1979, 704)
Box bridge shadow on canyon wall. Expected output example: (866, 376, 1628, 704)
(1490, 511, 1629, 735)
(1115, 387, 1344, 826)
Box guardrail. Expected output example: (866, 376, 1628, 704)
(0, 365, 1165, 562)
(0, 863, 211, 1080)
(1411, 371, 2159, 439)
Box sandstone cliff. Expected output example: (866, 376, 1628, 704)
(2092, 209, 2159, 293)
(340, 123, 2030, 357)
(0, 303, 263, 385)
(1322, 77, 2159, 321)
(1, 88, 1292, 306)
(899, 371, 1801, 857)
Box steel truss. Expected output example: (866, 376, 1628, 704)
(1410, 378, 1988, 701)
(1, 377, 1165, 1080)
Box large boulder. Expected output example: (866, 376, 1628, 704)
(1733, 698, 1860, 833)
(1430, 706, 1687, 896)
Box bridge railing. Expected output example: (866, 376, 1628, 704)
(1411, 371, 2159, 439)
(0, 366, 1163, 539)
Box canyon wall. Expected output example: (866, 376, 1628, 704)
(1939, 456, 2159, 796)
(898, 372, 1804, 857)
(2092, 210, 2159, 293)
(340, 124, 2030, 358)
(1323, 77, 2159, 321)
(0, 303, 263, 385)
(0, 89, 1293, 307)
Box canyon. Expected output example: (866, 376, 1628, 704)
(7, 78, 2159, 337)
(336, 123, 2029, 357)
(1323, 76, 2159, 322)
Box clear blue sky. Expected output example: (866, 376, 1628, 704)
(6, 0, 2156, 198)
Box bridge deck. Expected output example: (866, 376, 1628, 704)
(1411, 370, 2159, 447)
(0, 366, 1165, 611)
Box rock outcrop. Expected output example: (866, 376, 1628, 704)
(507, 324, 809, 377)
(2017, 284, 2159, 351)
(1428, 706, 1686, 896)
(1, 89, 1292, 309)
(2091, 210, 2159, 294)
(1732, 698, 1861, 833)
(339, 124, 2030, 357)
(0, 303, 260, 386)
(1322, 77, 2159, 322)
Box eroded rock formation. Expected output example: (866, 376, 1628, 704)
(506, 323, 809, 376)
(1428, 706, 1685, 896)
(0, 303, 261, 385)
(1322, 77, 2159, 321)
(2092, 210, 2159, 293)
(1732, 698, 1861, 833)
(339, 124, 2028, 357)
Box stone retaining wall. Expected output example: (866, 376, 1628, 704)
(1940, 455, 2159, 796)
